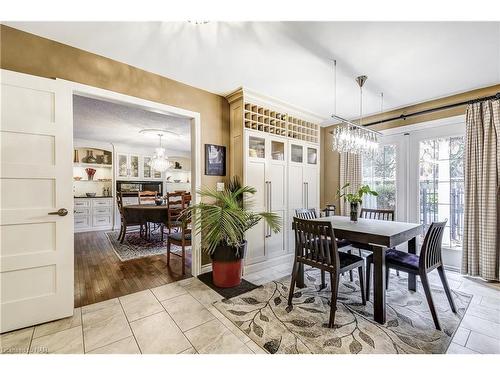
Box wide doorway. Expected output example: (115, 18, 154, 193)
(72, 93, 196, 307)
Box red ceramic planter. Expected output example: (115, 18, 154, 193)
(212, 259, 243, 288)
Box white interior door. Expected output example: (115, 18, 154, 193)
(0, 69, 74, 333)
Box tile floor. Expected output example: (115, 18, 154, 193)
(1, 260, 499, 354)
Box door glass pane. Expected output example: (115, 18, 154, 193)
(153, 168, 162, 179)
(419, 136, 464, 249)
(271, 141, 284, 160)
(143, 156, 151, 178)
(118, 154, 128, 177)
(307, 147, 317, 164)
(130, 155, 139, 177)
(249, 136, 265, 158)
(362, 145, 396, 210)
(291, 144, 303, 163)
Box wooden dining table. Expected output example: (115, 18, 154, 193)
(298, 216, 423, 324)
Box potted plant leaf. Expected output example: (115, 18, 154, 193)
(336, 183, 378, 222)
(185, 178, 281, 288)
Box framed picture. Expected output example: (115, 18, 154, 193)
(205, 144, 226, 176)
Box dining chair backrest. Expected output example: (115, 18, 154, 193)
(293, 217, 340, 270)
(419, 221, 447, 271)
(181, 194, 192, 209)
(166, 191, 184, 207)
(323, 204, 336, 217)
(138, 191, 157, 204)
(359, 208, 395, 221)
(295, 208, 317, 220)
(117, 193, 124, 212)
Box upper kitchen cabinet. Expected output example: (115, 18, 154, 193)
(117, 153, 140, 179)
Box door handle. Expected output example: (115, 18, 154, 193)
(306, 182, 309, 208)
(269, 181, 272, 211)
(48, 208, 68, 216)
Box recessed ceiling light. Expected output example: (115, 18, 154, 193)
(187, 21, 210, 25)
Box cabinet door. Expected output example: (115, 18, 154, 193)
(289, 143, 304, 164)
(306, 146, 318, 165)
(118, 154, 128, 178)
(129, 155, 139, 178)
(245, 158, 267, 264)
(143, 156, 152, 178)
(304, 166, 319, 210)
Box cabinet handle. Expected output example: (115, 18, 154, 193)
(305, 182, 309, 208)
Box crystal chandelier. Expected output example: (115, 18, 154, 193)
(330, 61, 380, 156)
(150, 136, 172, 172)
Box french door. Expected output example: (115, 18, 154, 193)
(362, 119, 465, 270)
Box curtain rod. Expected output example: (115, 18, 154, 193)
(356, 92, 500, 128)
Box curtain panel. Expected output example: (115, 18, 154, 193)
(339, 152, 362, 216)
(462, 99, 500, 281)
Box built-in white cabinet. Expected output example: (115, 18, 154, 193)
(74, 198, 113, 232)
(117, 153, 139, 179)
(227, 89, 322, 273)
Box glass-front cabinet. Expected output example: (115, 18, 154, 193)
(117, 153, 140, 179)
(290, 144, 303, 163)
(307, 147, 317, 165)
(143, 156, 162, 179)
(271, 140, 285, 161)
(248, 136, 266, 159)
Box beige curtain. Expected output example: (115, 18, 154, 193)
(339, 152, 362, 216)
(462, 99, 500, 281)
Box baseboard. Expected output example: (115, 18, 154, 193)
(200, 263, 212, 275)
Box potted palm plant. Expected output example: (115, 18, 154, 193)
(185, 178, 281, 288)
(336, 183, 378, 222)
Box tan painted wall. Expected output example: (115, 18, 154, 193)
(320, 83, 500, 209)
(1, 25, 230, 266)
(0, 25, 229, 190)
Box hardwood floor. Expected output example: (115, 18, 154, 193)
(74, 230, 191, 308)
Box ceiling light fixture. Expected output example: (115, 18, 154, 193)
(139, 129, 172, 172)
(330, 60, 380, 156)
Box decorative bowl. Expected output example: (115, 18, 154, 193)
(174, 179, 181, 183)
(86, 193, 96, 197)
(74, 177, 82, 181)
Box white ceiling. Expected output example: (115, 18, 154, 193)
(73, 95, 191, 156)
(7, 22, 500, 123)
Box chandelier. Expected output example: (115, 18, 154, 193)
(139, 129, 173, 173)
(330, 61, 380, 156)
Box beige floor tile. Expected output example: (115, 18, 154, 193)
(119, 290, 164, 322)
(452, 327, 470, 346)
(82, 298, 120, 315)
(245, 340, 267, 354)
(180, 346, 197, 354)
(30, 326, 83, 354)
(184, 279, 222, 307)
(87, 336, 140, 354)
(82, 302, 132, 352)
(466, 303, 500, 324)
(151, 282, 188, 301)
(162, 293, 215, 331)
(130, 312, 191, 354)
(0, 326, 33, 354)
(466, 331, 500, 354)
(461, 315, 500, 340)
(184, 319, 252, 354)
(207, 305, 251, 343)
(446, 342, 479, 354)
(480, 295, 500, 310)
(33, 308, 82, 339)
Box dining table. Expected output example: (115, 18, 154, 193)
(122, 204, 169, 239)
(298, 216, 423, 324)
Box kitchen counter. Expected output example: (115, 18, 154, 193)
(74, 196, 113, 199)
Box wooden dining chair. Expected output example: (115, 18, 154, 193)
(116, 192, 145, 243)
(365, 221, 456, 330)
(164, 191, 185, 234)
(295, 208, 353, 283)
(166, 206, 191, 275)
(138, 190, 157, 205)
(288, 217, 366, 328)
(352, 208, 399, 276)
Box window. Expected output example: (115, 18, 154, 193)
(419, 136, 464, 249)
(362, 144, 397, 210)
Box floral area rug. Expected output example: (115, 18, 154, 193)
(105, 230, 188, 262)
(214, 268, 471, 354)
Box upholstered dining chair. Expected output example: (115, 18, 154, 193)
(116, 192, 145, 243)
(295, 208, 353, 283)
(365, 221, 456, 330)
(288, 217, 366, 328)
(351, 208, 399, 276)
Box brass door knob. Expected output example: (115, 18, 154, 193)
(48, 208, 68, 216)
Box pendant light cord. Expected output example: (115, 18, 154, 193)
(333, 59, 337, 117)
